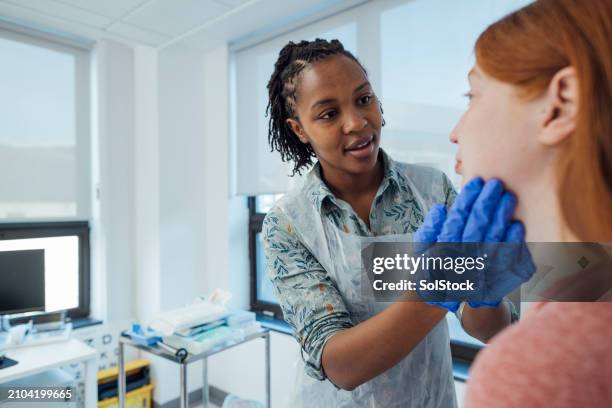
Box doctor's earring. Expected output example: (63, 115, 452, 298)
(379, 101, 386, 127)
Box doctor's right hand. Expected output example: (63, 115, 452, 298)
(414, 177, 534, 311)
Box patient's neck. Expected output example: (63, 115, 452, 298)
(514, 177, 579, 242)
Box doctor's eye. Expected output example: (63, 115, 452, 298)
(358, 94, 373, 105)
(319, 109, 338, 120)
(463, 91, 474, 101)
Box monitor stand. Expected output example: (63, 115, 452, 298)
(0, 355, 18, 369)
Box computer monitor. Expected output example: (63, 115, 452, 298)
(0, 249, 45, 315)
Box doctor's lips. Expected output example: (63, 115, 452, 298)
(345, 134, 375, 157)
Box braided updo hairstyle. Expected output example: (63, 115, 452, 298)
(266, 39, 368, 175)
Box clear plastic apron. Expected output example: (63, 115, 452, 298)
(278, 177, 457, 408)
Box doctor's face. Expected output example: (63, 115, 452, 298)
(450, 65, 549, 190)
(287, 55, 383, 177)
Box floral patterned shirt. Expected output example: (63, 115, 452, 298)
(262, 150, 457, 381)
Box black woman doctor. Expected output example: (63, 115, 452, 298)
(262, 39, 527, 408)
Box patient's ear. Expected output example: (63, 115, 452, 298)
(286, 118, 309, 144)
(538, 66, 578, 146)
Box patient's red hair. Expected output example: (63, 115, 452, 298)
(475, 0, 612, 241)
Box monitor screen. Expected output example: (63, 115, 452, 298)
(0, 249, 45, 315)
(0, 236, 79, 313)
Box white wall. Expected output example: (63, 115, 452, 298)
(91, 39, 135, 323)
(158, 43, 208, 311)
(133, 45, 161, 325)
(202, 45, 250, 309)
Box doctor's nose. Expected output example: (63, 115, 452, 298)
(342, 110, 368, 134)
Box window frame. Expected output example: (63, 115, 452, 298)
(0, 221, 91, 319)
(248, 197, 283, 319)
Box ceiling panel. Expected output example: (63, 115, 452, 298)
(5, 0, 113, 28)
(176, 0, 365, 52)
(0, 1, 127, 45)
(215, 0, 252, 8)
(52, 0, 150, 20)
(124, 0, 230, 37)
(107, 22, 169, 47)
(0, 0, 361, 50)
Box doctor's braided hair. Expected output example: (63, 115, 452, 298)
(266, 39, 367, 175)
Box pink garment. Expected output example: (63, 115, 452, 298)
(465, 302, 612, 407)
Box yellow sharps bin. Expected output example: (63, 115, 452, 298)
(97, 359, 153, 408)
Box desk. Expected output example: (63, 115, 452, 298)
(0, 338, 98, 407)
(118, 329, 270, 408)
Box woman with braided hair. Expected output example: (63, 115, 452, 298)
(262, 39, 522, 407)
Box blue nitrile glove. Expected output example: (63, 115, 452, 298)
(437, 178, 504, 306)
(414, 178, 530, 310)
(414, 177, 490, 312)
(414, 203, 461, 312)
(437, 177, 501, 242)
(449, 179, 533, 307)
(467, 189, 520, 307)
(474, 220, 535, 305)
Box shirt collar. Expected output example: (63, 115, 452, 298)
(304, 148, 401, 212)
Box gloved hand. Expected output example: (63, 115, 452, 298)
(437, 177, 513, 243)
(414, 177, 533, 310)
(414, 178, 489, 311)
(473, 221, 535, 305)
(414, 203, 460, 311)
(446, 177, 517, 307)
